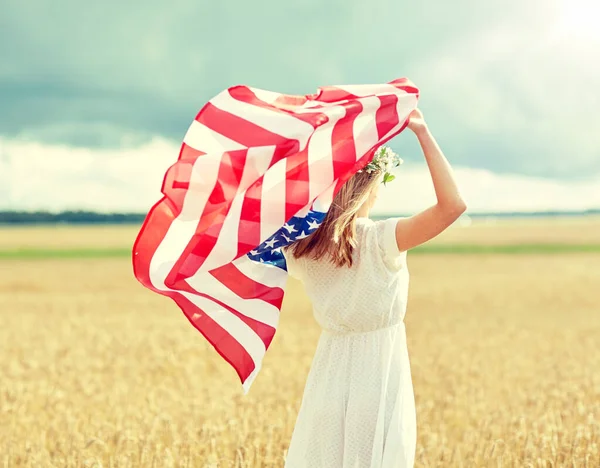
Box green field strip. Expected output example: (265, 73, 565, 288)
(411, 243, 600, 254)
(2, 244, 600, 260)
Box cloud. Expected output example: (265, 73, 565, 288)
(374, 164, 600, 214)
(408, 20, 600, 178)
(2, 137, 598, 214)
(2, 0, 599, 178)
(0, 137, 175, 212)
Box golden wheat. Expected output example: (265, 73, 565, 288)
(433, 215, 600, 246)
(0, 225, 138, 250)
(1, 223, 599, 467)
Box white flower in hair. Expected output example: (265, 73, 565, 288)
(357, 146, 404, 185)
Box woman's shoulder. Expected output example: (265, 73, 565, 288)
(360, 217, 408, 271)
(355, 217, 376, 229)
(282, 247, 302, 280)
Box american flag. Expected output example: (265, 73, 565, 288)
(132, 78, 419, 392)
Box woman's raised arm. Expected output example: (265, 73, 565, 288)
(392, 109, 467, 252)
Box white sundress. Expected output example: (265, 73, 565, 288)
(283, 217, 416, 468)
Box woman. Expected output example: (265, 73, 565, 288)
(282, 108, 466, 468)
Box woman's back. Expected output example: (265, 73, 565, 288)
(286, 217, 409, 335)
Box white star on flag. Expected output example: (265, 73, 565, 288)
(296, 231, 310, 240)
(307, 219, 321, 231)
(281, 233, 292, 243)
(264, 238, 279, 249)
(283, 223, 298, 234)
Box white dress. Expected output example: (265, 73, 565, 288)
(283, 217, 416, 468)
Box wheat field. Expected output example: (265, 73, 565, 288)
(1, 218, 599, 467)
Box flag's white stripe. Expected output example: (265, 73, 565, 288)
(352, 96, 382, 161)
(306, 107, 344, 202)
(300, 100, 323, 109)
(149, 154, 222, 289)
(334, 84, 408, 97)
(251, 87, 284, 105)
(312, 182, 336, 213)
(240, 146, 276, 192)
(284, 100, 344, 114)
(183, 292, 266, 369)
(185, 273, 280, 328)
(232, 256, 288, 290)
(292, 179, 336, 223)
(294, 205, 311, 218)
(183, 120, 246, 153)
(259, 158, 287, 243)
(201, 187, 246, 272)
(200, 145, 276, 271)
(242, 367, 260, 394)
(210, 92, 314, 148)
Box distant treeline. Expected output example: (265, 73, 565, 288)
(0, 211, 146, 225)
(0, 209, 599, 225)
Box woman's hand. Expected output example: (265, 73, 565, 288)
(407, 108, 427, 134)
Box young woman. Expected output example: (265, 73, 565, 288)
(282, 108, 466, 468)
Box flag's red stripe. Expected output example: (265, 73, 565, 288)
(198, 98, 303, 182)
(330, 101, 364, 181)
(284, 147, 311, 221)
(197, 291, 277, 350)
(172, 292, 257, 383)
(133, 202, 175, 292)
(237, 178, 263, 257)
(180, 142, 206, 161)
(228, 86, 325, 128)
(198, 102, 293, 149)
(389, 78, 420, 96)
(375, 94, 400, 141)
(166, 276, 277, 350)
(211, 263, 285, 309)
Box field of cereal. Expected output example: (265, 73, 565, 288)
(1, 217, 599, 467)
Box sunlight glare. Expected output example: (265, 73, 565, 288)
(558, 0, 600, 39)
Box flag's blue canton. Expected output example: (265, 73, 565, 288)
(246, 209, 327, 270)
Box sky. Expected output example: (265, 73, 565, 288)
(1, 0, 599, 214)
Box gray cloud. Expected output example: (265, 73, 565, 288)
(2, 137, 599, 213)
(1, 0, 598, 177)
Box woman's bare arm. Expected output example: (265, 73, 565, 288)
(393, 109, 467, 252)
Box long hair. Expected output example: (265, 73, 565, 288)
(286, 170, 381, 268)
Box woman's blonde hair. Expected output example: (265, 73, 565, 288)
(285, 170, 381, 268)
